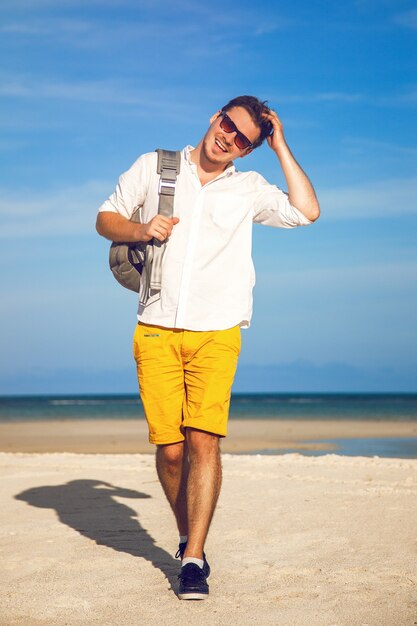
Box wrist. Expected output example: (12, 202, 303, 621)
(273, 138, 289, 158)
(133, 223, 146, 242)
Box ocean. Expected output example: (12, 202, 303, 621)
(1, 393, 417, 422)
(1, 393, 416, 458)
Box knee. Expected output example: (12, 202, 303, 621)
(186, 428, 220, 460)
(157, 442, 184, 473)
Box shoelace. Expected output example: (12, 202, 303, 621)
(175, 542, 186, 559)
(178, 564, 207, 583)
(175, 543, 210, 578)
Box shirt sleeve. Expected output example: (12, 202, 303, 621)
(97, 153, 152, 220)
(252, 173, 312, 228)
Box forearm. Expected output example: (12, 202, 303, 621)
(262, 109, 320, 222)
(96, 210, 180, 243)
(275, 141, 320, 222)
(95, 211, 145, 242)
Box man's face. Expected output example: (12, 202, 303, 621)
(202, 106, 261, 165)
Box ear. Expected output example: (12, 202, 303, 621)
(239, 147, 253, 158)
(209, 110, 222, 125)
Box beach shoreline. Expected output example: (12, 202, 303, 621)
(1, 451, 416, 625)
(1, 417, 416, 454)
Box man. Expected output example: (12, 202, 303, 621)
(96, 95, 320, 600)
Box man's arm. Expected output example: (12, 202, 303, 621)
(262, 110, 320, 222)
(96, 211, 179, 243)
(95, 152, 179, 243)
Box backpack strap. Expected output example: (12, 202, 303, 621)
(142, 149, 181, 302)
(156, 148, 181, 217)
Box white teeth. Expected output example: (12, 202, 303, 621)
(215, 138, 227, 152)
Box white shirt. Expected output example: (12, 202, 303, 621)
(99, 146, 312, 330)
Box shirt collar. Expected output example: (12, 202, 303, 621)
(183, 145, 236, 178)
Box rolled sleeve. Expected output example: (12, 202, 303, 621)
(252, 176, 312, 228)
(98, 153, 151, 219)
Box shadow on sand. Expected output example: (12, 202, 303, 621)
(15, 479, 179, 592)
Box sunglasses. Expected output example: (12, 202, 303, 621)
(219, 111, 254, 150)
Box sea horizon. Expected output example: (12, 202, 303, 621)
(1, 392, 416, 459)
(1, 392, 416, 423)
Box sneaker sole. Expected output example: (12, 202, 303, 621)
(178, 591, 209, 600)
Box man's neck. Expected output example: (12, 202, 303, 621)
(189, 143, 231, 186)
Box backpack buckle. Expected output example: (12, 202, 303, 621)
(158, 178, 176, 196)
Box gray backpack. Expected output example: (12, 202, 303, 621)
(109, 149, 181, 299)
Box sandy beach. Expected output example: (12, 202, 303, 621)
(1, 418, 416, 624)
(1, 450, 416, 625)
(1, 417, 417, 454)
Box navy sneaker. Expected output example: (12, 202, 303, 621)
(178, 563, 209, 600)
(175, 542, 211, 577)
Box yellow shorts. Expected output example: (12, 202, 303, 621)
(133, 323, 241, 445)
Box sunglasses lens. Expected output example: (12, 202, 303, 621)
(220, 116, 235, 134)
(234, 134, 250, 150)
(219, 112, 252, 150)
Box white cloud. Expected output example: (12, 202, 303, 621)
(318, 176, 417, 220)
(271, 91, 364, 104)
(0, 4, 288, 48)
(0, 72, 237, 110)
(394, 9, 417, 30)
(0, 0, 153, 7)
(271, 88, 417, 108)
(379, 88, 417, 107)
(0, 180, 111, 238)
(0, 17, 195, 48)
(0, 78, 145, 104)
(314, 92, 363, 103)
(259, 260, 417, 289)
(0, 76, 190, 119)
(1, 173, 417, 240)
(343, 137, 417, 157)
(0, 138, 28, 151)
(0, 18, 91, 36)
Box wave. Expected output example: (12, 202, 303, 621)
(48, 399, 137, 406)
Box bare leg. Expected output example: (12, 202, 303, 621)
(183, 428, 222, 560)
(155, 441, 189, 536)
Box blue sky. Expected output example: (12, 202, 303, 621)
(1, 0, 416, 394)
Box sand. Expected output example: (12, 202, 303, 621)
(1, 450, 416, 625)
(1, 418, 416, 453)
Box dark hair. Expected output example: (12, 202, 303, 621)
(221, 95, 272, 149)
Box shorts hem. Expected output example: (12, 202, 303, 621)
(149, 435, 185, 446)
(182, 420, 227, 438)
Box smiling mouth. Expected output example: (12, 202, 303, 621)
(215, 138, 228, 153)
